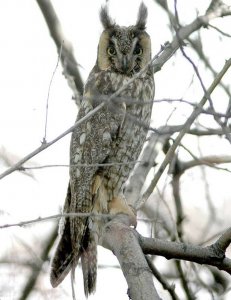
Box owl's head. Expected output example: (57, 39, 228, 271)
(97, 3, 151, 75)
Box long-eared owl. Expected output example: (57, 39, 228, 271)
(50, 2, 154, 297)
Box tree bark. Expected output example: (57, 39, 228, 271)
(101, 215, 161, 300)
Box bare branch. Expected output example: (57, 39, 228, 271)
(101, 215, 161, 300)
(43, 43, 63, 143)
(19, 161, 139, 171)
(35, 0, 84, 99)
(172, 168, 184, 240)
(208, 23, 231, 38)
(180, 155, 231, 173)
(216, 227, 231, 252)
(146, 256, 180, 300)
(125, 132, 171, 207)
(0, 212, 112, 229)
(188, 37, 231, 98)
(175, 260, 194, 300)
(138, 231, 231, 275)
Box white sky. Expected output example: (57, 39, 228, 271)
(0, 0, 231, 299)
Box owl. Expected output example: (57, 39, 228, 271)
(50, 2, 154, 297)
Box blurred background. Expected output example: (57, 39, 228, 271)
(0, 0, 231, 299)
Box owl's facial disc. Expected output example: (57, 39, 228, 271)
(109, 32, 141, 74)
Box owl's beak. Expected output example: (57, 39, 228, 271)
(121, 56, 128, 71)
(120, 55, 130, 73)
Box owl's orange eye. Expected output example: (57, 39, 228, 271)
(134, 45, 143, 56)
(107, 46, 116, 56)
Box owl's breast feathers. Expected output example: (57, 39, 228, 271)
(50, 69, 154, 294)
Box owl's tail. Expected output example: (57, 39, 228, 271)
(81, 229, 98, 297)
(50, 222, 97, 298)
(50, 218, 76, 288)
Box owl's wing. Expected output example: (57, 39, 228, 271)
(50, 70, 125, 289)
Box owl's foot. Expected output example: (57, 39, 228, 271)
(108, 197, 137, 227)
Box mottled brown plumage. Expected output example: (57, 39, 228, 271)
(50, 2, 155, 297)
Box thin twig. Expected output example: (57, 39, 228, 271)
(175, 260, 195, 300)
(43, 43, 63, 143)
(0, 212, 111, 229)
(0, 213, 157, 229)
(172, 166, 184, 241)
(208, 23, 231, 38)
(146, 255, 180, 300)
(19, 161, 139, 171)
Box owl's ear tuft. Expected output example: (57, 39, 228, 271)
(136, 2, 148, 30)
(100, 6, 115, 29)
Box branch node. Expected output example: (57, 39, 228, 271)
(41, 138, 47, 145)
(209, 244, 225, 261)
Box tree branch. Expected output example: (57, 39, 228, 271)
(35, 0, 84, 100)
(125, 132, 171, 208)
(138, 228, 231, 275)
(180, 155, 231, 174)
(146, 256, 180, 300)
(101, 215, 161, 300)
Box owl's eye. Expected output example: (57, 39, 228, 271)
(107, 46, 116, 56)
(133, 45, 143, 56)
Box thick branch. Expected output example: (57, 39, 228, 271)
(101, 216, 161, 300)
(35, 0, 84, 98)
(216, 227, 231, 252)
(138, 231, 231, 275)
